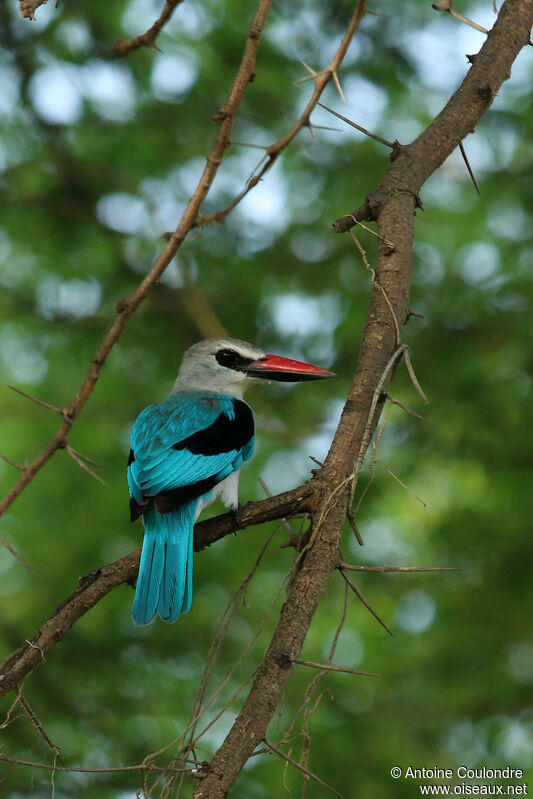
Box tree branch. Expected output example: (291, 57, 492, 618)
(192, 2, 533, 796)
(332, 0, 533, 233)
(113, 0, 185, 58)
(0, 0, 274, 523)
(197, 0, 367, 228)
(0, 485, 313, 698)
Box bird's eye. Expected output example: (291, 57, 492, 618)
(215, 348, 238, 368)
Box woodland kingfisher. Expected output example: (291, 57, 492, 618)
(127, 337, 335, 625)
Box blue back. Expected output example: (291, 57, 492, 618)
(128, 391, 255, 624)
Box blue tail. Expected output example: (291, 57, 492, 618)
(132, 501, 196, 625)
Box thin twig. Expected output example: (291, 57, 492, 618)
(113, 0, 185, 57)
(0, 684, 24, 729)
(19, 694, 64, 765)
(0, 751, 189, 775)
(351, 220, 395, 246)
(263, 738, 344, 798)
(350, 232, 401, 345)
(197, 1, 367, 227)
(402, 349, 429, 404)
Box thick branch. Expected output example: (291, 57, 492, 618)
(0, 0, 274, 522)
(0, 485, 312, 698)
(192, 2, 533, 796)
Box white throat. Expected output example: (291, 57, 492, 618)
(171, 373, 250, 399)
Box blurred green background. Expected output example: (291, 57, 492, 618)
(0, 0, 532, 796)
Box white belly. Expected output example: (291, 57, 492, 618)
(194, 469, 241, 519)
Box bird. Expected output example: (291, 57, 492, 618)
(127, 337, 335, 625)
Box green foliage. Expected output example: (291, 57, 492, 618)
(0, 0, 532, 796)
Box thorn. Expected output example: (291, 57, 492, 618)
(66, 445, 108, 486)
(347, 510, 364, 546)
(293, 59, 320, 85)
(340, 569, 393, 636)
(385, 393, 428, 422)
(0, 535, 38, 577)
(8, 386, 62, 414)
(317, 102, 395, 149)
(459, 141, 480, 196)
(432, 1, 489, 33)
(386, 467, 428, 511)
(292, 658, 379, 677)
(300, 59, 317, 77)
(67, 447, 101, 468)
(308, 455, 324, 467)
(306, 123, 341, 133)
(341, 562, 458, 573)
(231, 140, 268, 150)
(331, 70, 346, 103)
(0, 451, 25, 471)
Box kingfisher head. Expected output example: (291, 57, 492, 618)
(173, 338, 335, 398)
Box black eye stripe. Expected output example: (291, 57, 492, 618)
(215, 349, 254, 371)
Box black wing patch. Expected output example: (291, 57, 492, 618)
(130, 474, 221, 520)
(172, 399, 254, 456)
(128, 449, 135, 466)
(154, 474, 222, 514)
